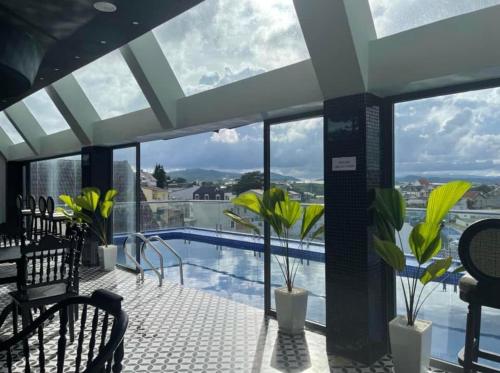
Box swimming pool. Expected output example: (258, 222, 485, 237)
(116, 236, 326, 324)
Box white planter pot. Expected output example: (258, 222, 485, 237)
(97, 244, 117, 271)
(275, 287, 308, 335)
(389, 316, 432, 373)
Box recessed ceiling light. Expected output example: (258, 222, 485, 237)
(39, 77, 44, 81)
(100, 40, 107, 44)
(75, 55, 80, 59)
(93, 1, 117, 13)
(54, 68, 59, 71)
(132, 21, 139, 25)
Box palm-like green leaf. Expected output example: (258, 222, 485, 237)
(76, 189, 100, 212)
(232, 193, 262, 215)
(453, 265, 465, 273)
(420, 257, 452, 285)
(373, 236, 406, 272)
(223, 210, 260, 235)
(300, 205, 324, 240)
(373, 188, 406, 231)
(374, 211, 395, 243)
(409, 222, 442, 264)
(104, 188, 118, 202)
(425, 181, 471, 225)
(59, 195, 80, 212)
(100, 201, 114, 219)
(275, 200, 302, 229)
(310, 225, 324, 241)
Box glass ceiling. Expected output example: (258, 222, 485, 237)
(153, 0, 310, 96)
(0, 112, 24, 144)
(23, 89, 70, 135)
(73, 50, 149, 120)
(369, 0, 500, 38)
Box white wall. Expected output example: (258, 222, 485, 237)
(0, 154, 5, 222)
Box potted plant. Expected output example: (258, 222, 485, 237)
(59, 187, 119, 271)
(224, 187, 324, 334)
(371, 181, 470, 373)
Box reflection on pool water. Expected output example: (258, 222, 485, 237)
(118, 238, 326, 324)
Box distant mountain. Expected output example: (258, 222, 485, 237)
(396, 174, 500, 184)
(167, 168, 299, 182)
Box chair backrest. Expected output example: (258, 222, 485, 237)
(27, 195, 36, 214)
(38, 196, 47, 216)
(0, 223, 25, 248)
(46, 196, 55, 217)
(0, 289, 128, 373)
(15, 194, 24, 210)
(459, 219, 500, 284)
(19, 229, 84, 293)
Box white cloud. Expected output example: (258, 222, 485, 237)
(153, 0, 309, 95)
(210, 128, 239, 143)
(395, 86, 500, 176)
(72, 50, 149, 119)
(368, 0, 500, 38)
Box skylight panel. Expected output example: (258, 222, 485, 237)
(73, 50, 149, 120)
(0, 112, 24, 144)
(23, 89, 70, 135)
(153, 0, 310, 96)
(369, 0, 500, 38)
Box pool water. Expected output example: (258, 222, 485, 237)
(118, 239, 326, 324)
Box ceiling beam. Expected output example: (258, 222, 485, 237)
(0, 127, 13, 158)
(293, 0, 374, 99)
(4, 102, 44, 155)
(121, 32, 184, 130)
(369, 5, 500, 96)
(46, 76, 98, 145)
(176, 59, 323, 129)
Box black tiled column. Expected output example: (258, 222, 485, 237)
(6, 161, 25, 224)
(81, 146, 112, 266)
(324, 94, 395, 365)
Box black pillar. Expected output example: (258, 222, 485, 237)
(6, 161, 25, 223)
(324, 93, 395, 365)
(81, 146, 113, 266)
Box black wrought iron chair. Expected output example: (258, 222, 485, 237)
(9, 228, 85, 340)
(27, 195, 38, 241)
(458, 218, 500, 372)
(38, 196, 48, 236)
(0, 289, 128, 373)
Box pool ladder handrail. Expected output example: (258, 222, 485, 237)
(146, 235, 184, 285)
(123, 233, 175, 287)
(122, 233, 147, 284)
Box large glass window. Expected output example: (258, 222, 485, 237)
(73, 50, 149, 120)
(269, 117, 324, 325)
(23, 89, 70, 135)
(369, 0, 500, 38)
(30, 155, 81, 202)
(153, 0, 309, 95)
(395, 87, 500, 363)
(113, 147, 137, 236)
(0, 112, 24, 144)
(137, 123, 264, 306)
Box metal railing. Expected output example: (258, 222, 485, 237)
(122, 232, 184, 286)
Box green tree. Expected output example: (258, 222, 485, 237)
(153, 164, 169, 188)
(233, 171, 264, 195)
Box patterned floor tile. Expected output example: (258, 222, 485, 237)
(0, 266, 449, 372)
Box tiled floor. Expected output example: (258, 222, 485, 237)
(0, 266, 447, 372)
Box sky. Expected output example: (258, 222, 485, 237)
(3, 0, 500, 180)
(140, 117, 324, 180)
